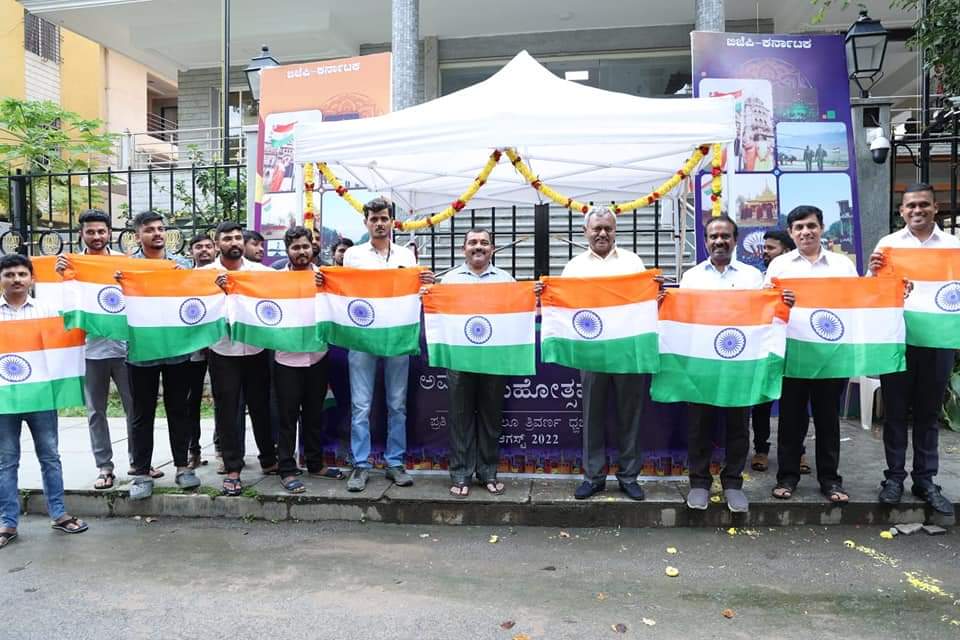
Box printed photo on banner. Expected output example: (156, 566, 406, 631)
(699, 78, 775, 173)
(263, 110, 323, 194)
(779, 172, 856, 258)
(776, 122, 849, 172)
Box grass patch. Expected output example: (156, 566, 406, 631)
(59, 391, 214, 418)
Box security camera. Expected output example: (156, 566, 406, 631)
(870, 135, 891, 164)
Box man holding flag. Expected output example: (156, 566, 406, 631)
(869, 183, 957, 519)
(0, 254, 88, 549)
(342, 197, 434, 492)
(551, 207, 648, 501)
(438, 228, 514, 498)
(765, 205, 858, 504)
(679, 215, 766, 512)
(55, 209, 134, 491)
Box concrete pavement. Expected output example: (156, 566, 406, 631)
(12, 415, 960, 527)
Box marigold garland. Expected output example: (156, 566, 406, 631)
(504, 145, 710, 214)
(317, 150, 501, 231)
(303, 162, 316, 230)
(710, 143, 723, 217)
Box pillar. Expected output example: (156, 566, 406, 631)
(695, 0, 724, 32)
(851, 97, 893, 267)
(392, 0, 420, 110)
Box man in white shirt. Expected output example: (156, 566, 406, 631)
(0, 254, 88, 549)
(679, 216, 764, 513)
(343, 197, 434, 492)
(868, 183, 957, 519)
(765, 205, 858, 505)
(55, 209, 134, 491)
(272, 226, 338, 493)
(202, 220, 276, 496)
(551, 207, 648, 501)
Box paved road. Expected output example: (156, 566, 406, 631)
(2, 517, 959, 639)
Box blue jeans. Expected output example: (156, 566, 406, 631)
(348, 351, 409, 469)
(0, 410, 65, 529)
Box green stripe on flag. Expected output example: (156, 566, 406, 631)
(62, 310, 128, 341)
(127, 320, 228, 362)
(541, 333, 659, 374)
(0, 376, 85, 414)
(229, 322, 326, 353)
(904, 311, 960, 349)
(651, 354, 784, 407)
(426, 343, 536, 376)
(322, 322, 420, 357)
(784, 340, 905, 379)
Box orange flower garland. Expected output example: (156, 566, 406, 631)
(710, 143, 723, 217)
(504, 145, 711, 214)
(303, 162, 316, 230)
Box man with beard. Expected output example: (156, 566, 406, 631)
(272, 226, 339, 493)
(125, 211, 194, 500)
(243, 229, 265, 263)
(202, 221, 276, 496)
(765, 205, 858, 505)
(343, 197, 434, 492)
(543, 207, 649, 501)
(869, 183, 958, 521)
(679, 216, 769, 513)
(55, 210, 134, 490)
(437, 228, 513, 497)
(184, 234, 217, 469)
(750, 229, 797, 473)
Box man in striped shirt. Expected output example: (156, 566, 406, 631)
(0, 254, 88, 550)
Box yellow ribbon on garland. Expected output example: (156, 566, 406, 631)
(303, 162, 316, 230)
(710, 143, 723, 217)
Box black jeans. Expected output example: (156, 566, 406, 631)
(127, 361, 193, 472)
(580, 372, 647, 484)
(880, 346, 955, 484)
(751, 401, 773, 454)
(687, 404, 749, 490)
(446, 370, 505, 484)
(273, 357, 329, 477)
(185, 359, 207, 457)
(777, 377, 845, 489)
(208, 351, 276, 474)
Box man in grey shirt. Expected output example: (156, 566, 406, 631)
(55, 209, 133, 490)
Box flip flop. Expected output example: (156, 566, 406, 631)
(51, 517, 88, 534)
(308, 467, 344, 480)
(93, 472, 115, 490)
(821, 484, 849, 505)
(449, 483, 469, 499)
(0, 531, 17, 549)
(772, 484, 795, 500)
(222, 477, 242, 496)
(483, 480, 506, 496)
(281, 477, 306, 494)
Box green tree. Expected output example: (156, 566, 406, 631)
(0, 98, 117, 174)
(812, 0, 960, 96)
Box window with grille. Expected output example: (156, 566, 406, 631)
(24, 11, 61, 63)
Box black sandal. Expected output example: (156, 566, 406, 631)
(483, 480, 506, 496)
(449, 483, 470, 499)
(0, 531, 18, 548)
(94, 472, 115, 490)
(222, 477, 242, 496)
(51, 517, 88, 534)
(772, 484, 795, 500)
(821, 484, 849, 505)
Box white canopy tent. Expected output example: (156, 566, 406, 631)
(293, 50, 736, 218)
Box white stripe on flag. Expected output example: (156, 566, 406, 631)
(541, 300, 657, 342)
(424, 311, 534, 348)
(788, 307, 904, 344)
(658, 320, 786, 361)
(324, 293, 420, 329)
(0, 345, 85, 387)
(125, 294, 226, 327)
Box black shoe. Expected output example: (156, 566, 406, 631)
(878, 480, 904, 505)
(618, 481, 645, 501)
(574, 480, 605, 500)
(912, 482, 955, 516)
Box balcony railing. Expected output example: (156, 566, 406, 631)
(116, 126, 246, 169)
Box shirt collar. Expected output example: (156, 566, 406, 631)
(705, 259, 738, 273)
(900, 225, 944, 243)
(789, 248, 828, 265)
(1, 294, 36, 310)
(587, 247, 619, 261)
(455, 262, 497, 277)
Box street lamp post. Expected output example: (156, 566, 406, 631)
(244, 45, 280, 104)
(844, 9, 889, 99)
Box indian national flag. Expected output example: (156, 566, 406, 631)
(423, 281, 536, 376)
(0, 316, 85, 413)
(651, 289, 788, 407)
(879, 247, 960, 348)
(776, 277, 906, 378)
(31, 256, 65, 312)
(227, 270, 325, 352)
(62, 255, 174, 340)
(540, 270, 660, 374)
(120, 269, 227, 362)
(320, 267, 422, 357)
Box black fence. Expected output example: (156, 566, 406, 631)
(1, 164, 245, 257)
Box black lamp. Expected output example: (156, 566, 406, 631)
(845, 9, 888, 98)
(244, 45, 279, 102)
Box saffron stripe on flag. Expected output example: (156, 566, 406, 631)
(541, 270, 660, 309)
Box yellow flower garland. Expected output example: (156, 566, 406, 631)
(317, 150, 502, 231)
(504, 146, 710, 214)
(710, 143, 723, 217)
(303, 162, 316, 230)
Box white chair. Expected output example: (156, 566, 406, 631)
(843, 376, 882, 430)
